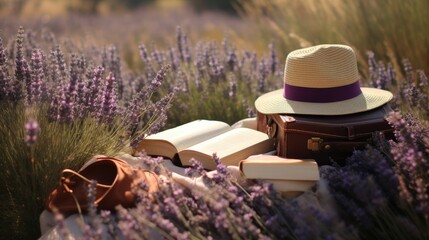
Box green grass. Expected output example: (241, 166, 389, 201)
(240, 0, 429, 79)
(0, 102, 126, 239)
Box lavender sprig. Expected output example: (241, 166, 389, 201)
(28, 48, 44, 105)
(0, 37, 11, 100)
(96, 72, 118, 124)
(12, 26, 30, 101)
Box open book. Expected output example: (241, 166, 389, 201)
(239, 155, 320, 181)
(134, 120, 275, 170)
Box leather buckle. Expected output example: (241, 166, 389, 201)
(307, 137, 324, 151)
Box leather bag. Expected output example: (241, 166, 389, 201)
(46, 156, 159, 214)
(256, 104, 394, 165)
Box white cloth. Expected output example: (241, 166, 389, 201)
(39, 155, 244, 239)
(39, 118, 309, 239)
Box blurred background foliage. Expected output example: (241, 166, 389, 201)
(1, 0, 427, 78)
(1, 0, 428, 123)
(239, 0, 429, 80)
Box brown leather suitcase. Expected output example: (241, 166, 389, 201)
(256, 104, 394, 165)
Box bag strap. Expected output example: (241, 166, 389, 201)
(61, 168, 113, 191)
(60, 168, 113, 217)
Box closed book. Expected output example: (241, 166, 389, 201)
(263, 179, 316, 192)
(239, 155, 319, 181)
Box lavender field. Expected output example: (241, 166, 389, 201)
(0, 0, 428, 239)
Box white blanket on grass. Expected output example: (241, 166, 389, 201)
(39, 118, 324, 239)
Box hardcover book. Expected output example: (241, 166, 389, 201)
(239, 155, 320, 181)
(263, 179, 317, 192)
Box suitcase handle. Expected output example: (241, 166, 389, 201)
(307, 137, 368, 152)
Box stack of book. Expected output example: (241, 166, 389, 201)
(239, 155, 319, 197)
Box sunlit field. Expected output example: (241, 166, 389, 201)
(0, 0, 428, 239)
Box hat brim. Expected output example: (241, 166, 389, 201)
(255, 87, 393, 115)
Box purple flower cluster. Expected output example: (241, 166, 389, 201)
(82, 180, 103, 239)
(126, 65, 173, 147)
(0, 27, 173, 151)
(12, 27, 30, 101)
(130, 28, 283, 126)
(367, 51, 429, 116)
(387, 112, 429, 217)
(367, 51, 395, 89)
(96, 72, 118, 124)
(320, 149, 395, 229)
(28, 48, 44, 105)
(0, 37, 10, 101)
(122, 155, 273, 239)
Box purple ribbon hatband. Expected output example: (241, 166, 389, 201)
(283, 81, 362, 103)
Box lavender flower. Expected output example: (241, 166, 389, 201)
(174, 70, 188, 93)
(386, 62, 396, 86)
(169, 47, 179, 71)
(50, 45, 68, 84)
(24, 119, 40, 146)
(0, 37, 11, 100)
(367, 51, 378, 80)
(57, 87, 75, 123)
(257, 60, 268, 93)
(151, 65, 169, 89)
(139, 43, 155, 79)
(417, 70, 428, 87)
(176, 26, 191, 64)
(268, 41, 278, 74)
(151, 44, 164, 67)
(211, 153, 230, 184)
(402, 58, 413, 83)
(375, 61, 388, 89)
(414, 178, 429, 215)
(100, 210, 119, 238)
(47, 90, 61, 121)
(12, 26, 30, 101)
(75, 56, 87, 116)
(388, 109, 429, 213)
(103, 45, 123, 99)
(403, 83, 424, 107)
(83, 66, 104, 115)
(0, 37, 6, 66)
(116, 206, 139, 239)
(184, 158, 206, 178)
(96, 72, 118, 124)
(82, 180, 103, 240)
(207, 45, 225, 84)
(55, 54, 86, 123)
(28, 48, 44, 104)
(68, 54, 82, 101)
(228, 73, 237, 99)
(223, 38, 239, 72)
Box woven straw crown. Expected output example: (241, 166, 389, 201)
(255, 44, 393, 115)
(285, 44, 358, 88)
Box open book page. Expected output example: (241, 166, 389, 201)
(134, 120, 231, 159)
(240, 155, 320, 181)
(178, 128, 275, 170)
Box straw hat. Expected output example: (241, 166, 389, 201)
(255, 44, 393, 115)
